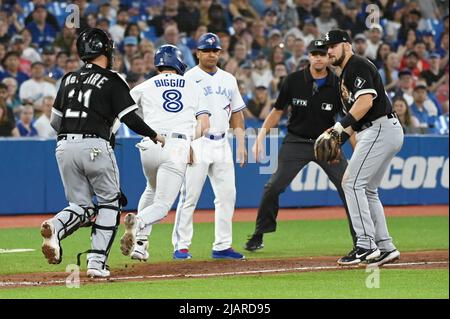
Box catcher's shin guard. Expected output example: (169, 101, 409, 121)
(54, 204, 97, 241)
(78, 194, 122, 271)
(41, 205, 96, 264)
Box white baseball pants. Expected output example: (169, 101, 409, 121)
(135, 136, 190, 240)
(172, 135, 236, 251)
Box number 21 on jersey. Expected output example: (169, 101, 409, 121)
(65, 88, 92, 118)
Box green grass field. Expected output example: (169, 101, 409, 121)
(0, 269, 447, 299)
(0, 216, 448, 298)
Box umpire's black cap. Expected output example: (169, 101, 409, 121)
(323, 29, 352, 46)
(307, 39, 327, 54)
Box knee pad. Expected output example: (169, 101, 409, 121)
(119, 189, 128, 207)
(56, 204, 97, 240)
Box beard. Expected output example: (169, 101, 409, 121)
(330, 45, 346, 66)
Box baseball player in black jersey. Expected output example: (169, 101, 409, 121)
(323, 29, 403, 266)
(245, 40, 356, 252)
(40, 28, 164, 278)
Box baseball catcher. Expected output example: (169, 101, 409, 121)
(40, 28, 163, 278)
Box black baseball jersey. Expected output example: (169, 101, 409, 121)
(53, 63, 137, 140)
(339, 55, 393, 131)
(274, 67, 343, 139)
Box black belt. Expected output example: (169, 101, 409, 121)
(358, 112, 398, 132)
(57, 133, 100, 141)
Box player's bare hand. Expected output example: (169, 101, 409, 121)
(151, 134, 165, 147)
(252, 140, 265, 163)
(237, 145, 247, 167)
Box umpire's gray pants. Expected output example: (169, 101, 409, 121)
(343, 116, 404, 251)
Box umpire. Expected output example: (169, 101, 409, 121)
(244, 40, 356, 251)
(40, 28, 164, 278)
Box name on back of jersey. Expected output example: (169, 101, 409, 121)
(154, 78, 185, 88)
(64, 73, 109, 89)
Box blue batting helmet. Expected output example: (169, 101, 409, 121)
(154, 44, 186, 75)
(197, 33, 222, 50)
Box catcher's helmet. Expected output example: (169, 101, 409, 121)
(197, 32, 222, 50)
(76, 28, 114, 69)
(154, 44, 186, 75)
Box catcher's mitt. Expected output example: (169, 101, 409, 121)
(314, 130, 342, 163)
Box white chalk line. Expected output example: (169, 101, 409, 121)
(0, 249, 35, 254)
(0, 260, 447, 288)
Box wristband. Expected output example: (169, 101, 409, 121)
(340, 131, 350, 144)
(340, 113, 357, 129)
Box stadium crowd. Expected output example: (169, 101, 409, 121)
(0, 0, 448, 137)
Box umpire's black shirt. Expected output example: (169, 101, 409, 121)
(339, 55, 393, 131)
(274, 67, 342, 139)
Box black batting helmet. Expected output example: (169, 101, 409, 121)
(76, 28, 114, 69)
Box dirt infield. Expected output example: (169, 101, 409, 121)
(0, 205, 448, 229)
(0, 250, 447, 289)
(0, 206, 447, 289)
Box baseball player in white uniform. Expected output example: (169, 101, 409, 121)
(119, 45, 210, 261)
(171, 33, 247, 260)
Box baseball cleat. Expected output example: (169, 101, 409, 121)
(365, 250, 400, 267)
(173, 249, 192, 260)
(131, 239, 149, 261)
(337, 247, 357, 264)
(244, 234, 264, 252)
(40, 220, 62, 264)
(212, 248, 245, 260)
(337, 247, 380, 265)
(120, 213, 138, 256)
(87, 268, 111, 278)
